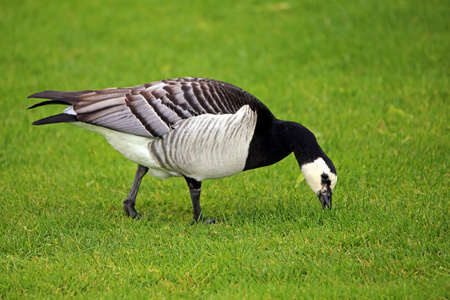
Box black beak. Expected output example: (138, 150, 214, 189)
(318, 192, 332, 210)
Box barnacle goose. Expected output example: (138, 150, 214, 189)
(29, 77, 337, 223)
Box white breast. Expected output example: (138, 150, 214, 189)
(148, 105, 257, 181)
(71, 105, 258, 181)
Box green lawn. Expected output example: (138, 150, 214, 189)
(1, 0, 448, 298)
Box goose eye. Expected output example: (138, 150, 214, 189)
(321, 173, 331, 185)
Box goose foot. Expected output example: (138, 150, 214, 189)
(123, 198, 141, 219)
(122, 165, 149, 219)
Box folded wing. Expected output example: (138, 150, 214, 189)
(29, 77, 266, 138)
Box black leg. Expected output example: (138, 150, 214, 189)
(185, 177, 202, 222)
(185, 177, 217, 224)
(123, 164, 149, 218)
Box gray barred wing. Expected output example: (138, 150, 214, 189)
(68, 77, 265, 138)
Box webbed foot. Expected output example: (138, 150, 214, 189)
(123, 198, 141, 219)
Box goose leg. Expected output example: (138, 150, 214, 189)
(185, 177, 217, 224)
(123, 164, 149, 218)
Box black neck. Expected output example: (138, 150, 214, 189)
(244, 117, 325, 171)
(288, 122, 336, 174)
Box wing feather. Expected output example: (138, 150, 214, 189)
(77, 105, 151, 137)
(125, 92, 171, 137)
(29, 77, 270, 138)
(74, 97, 125, 113)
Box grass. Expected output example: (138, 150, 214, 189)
(1, 0, 449, 298)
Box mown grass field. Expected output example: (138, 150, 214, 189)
(1, 0, 448, 298)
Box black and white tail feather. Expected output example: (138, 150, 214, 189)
(29, 77, 337, 223)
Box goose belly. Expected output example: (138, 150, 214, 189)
(72, 122, 176, 179)
(148, 105, 258, 181)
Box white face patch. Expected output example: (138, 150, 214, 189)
(301, 158, 337, 194)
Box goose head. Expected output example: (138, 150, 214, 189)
(301, 157, 337, 209)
